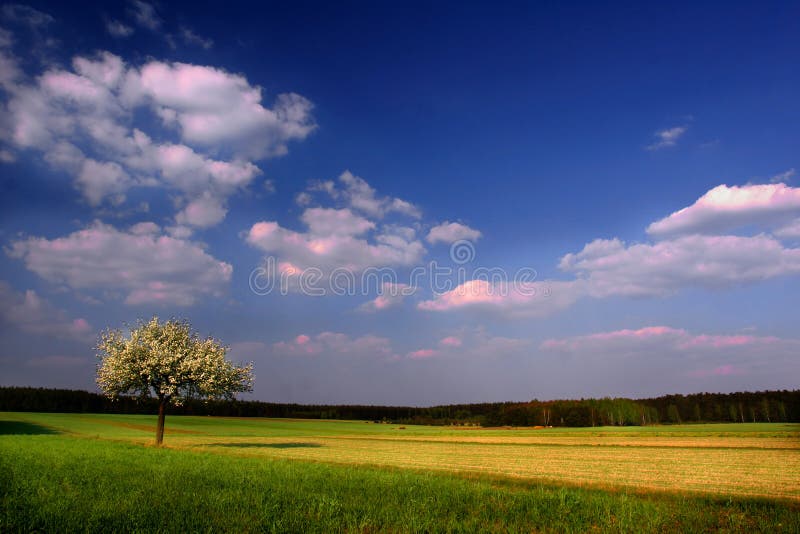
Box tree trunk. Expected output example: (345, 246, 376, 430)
(156, 398, 166, 445)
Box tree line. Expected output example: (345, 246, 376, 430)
(1, 387, 798, 426)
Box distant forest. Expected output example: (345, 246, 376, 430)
(1, 387, 798, 427)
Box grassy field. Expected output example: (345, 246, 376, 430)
(1, 412, 799, 532)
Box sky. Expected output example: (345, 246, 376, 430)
(0, 1, 798, 406)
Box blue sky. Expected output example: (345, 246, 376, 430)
(0, 1, 798, 405)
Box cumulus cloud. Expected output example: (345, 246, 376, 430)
(306, 171, 421, 219)
(422, 182, 800, 317)
(646, 183, 800, 238)
(426, 221, 481, 244)
(559, 234, 800, 297)
(248, 216, 424, 274)
(8, 221, 232, 306)
(246, 175, 425, 281)
(646, 125, 687, 150)
(0, 48, 311, 225)
(76, 159, 131, 206)
(540, 325, 798, 382)
(125, 61, 315, 158)
(301, 207, 375, 236)
(175, 191, 227, 228)
(0, 280, 93, 341)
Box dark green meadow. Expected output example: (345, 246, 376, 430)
(1, 414, 798, 533)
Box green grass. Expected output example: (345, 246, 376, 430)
(1, 413, 799, 532)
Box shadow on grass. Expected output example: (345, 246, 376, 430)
(210, 442, 323, 449)
(0, 421, 60, 435)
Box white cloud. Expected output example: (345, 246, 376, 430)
(426, 221, 481, 244)
(647, 183, 800, 238)
(560, 234, 800, 297)
(422, 183, 800, 317)
(126, 61, 315, 158)
(76, 159, 131, 206)
(246, 176, 425, 279)
(0, 49, 307, 225)
(175, 192, 227, 228)
(306, 171, 421, 219)
(646, 125, 687, 150)
(247, 216, 425, 274)
(8, 221, 233, 306)
(301, 207, 375, 236)
(0, 280, 92, 341)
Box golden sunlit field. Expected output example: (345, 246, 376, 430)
(2, 412, 799, 532)
(5, 412, 800, 500)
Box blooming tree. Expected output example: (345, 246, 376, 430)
(96, 316, 254, 445)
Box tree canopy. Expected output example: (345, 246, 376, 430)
(96, 316, 253, 444)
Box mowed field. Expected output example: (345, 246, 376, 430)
(2, 412, 799, 532)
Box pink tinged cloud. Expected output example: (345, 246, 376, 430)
(407, 348, 439, 359)
(0, 281, 93, 341)
(439, 336, 463, 347)
(272, 332, 395, 359)
(418, 279, 583, 318)
(539, 326, 686, 352)
(359, 282, 414, 312)
(540, 326, 787, 354)
(647, 183, 800, 238)
(688, 365, 746, 378)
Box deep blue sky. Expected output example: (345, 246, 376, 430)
(0, 1, 798, 405)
